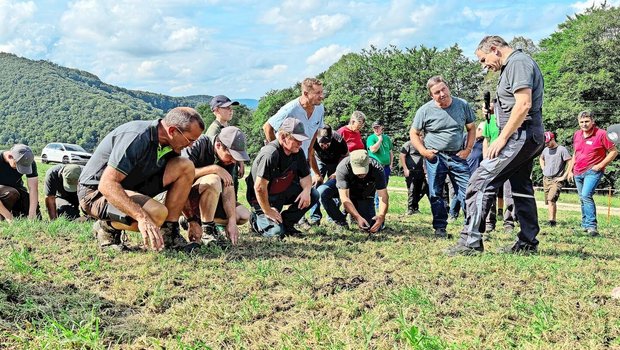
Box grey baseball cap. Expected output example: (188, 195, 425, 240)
(210, 95, 239, 111)
(607, 124, 620, 145)
(279, 118, 309, 141)
(10, 144, 34, 175)
(218, 126, 250, 162)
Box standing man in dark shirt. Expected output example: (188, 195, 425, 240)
(333, 150, 388, 232)
(0, 144, 39, 222)
(78, 107, 204, 251)
(247, 118, 319, 238)
(308, 125, 349, 225)
(399, 140, 427, 215)
(44, 164, 82, 220)
(183, 126, 250, 246)
(446, 35, 545, 255)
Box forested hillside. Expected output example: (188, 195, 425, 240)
(0, 53, 211, 152)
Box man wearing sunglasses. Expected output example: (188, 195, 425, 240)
(78, 107, 205, 252)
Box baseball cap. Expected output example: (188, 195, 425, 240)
(61, 164, 81, 192)
(372, 120, 383, 128)
(209, 95, 239, 111)
(350, 150, 370, 175)
(317, 127, 332, 144)
(544, 131, 555, 143)
(279, 118, 309, 141)
(218, 126, 250, 161)
(607, 124, 620, 145)
(10, 144, 34, 175)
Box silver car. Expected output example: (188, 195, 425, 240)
(41, 143, 92, 165)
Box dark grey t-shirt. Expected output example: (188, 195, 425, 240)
(411, 97, 476, 151)
(245, 140, 310, 203)
(541, 145, 571, 178)
(183, 134, 235, 174)
(400, 141, 424, 171)
(496, 49, 544, 128)
(79, 119, 178, 194)
(336, 157, 386, 199)
(45, 164, 80, 206)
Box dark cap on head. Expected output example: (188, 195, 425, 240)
(218, 126, 250, 162)
(279, 118, 309, 141)
(372, 120, 383, 128)
(10, 144, 34, 175)
(317, 126, 332, 144)
(210, 95, 239, 111)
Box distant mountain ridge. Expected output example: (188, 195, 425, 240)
(0, 52, 249, 152)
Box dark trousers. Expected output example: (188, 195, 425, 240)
(405, 170, 427, 211)
(460, 124, 544, 248)
(56, 197, 81, 220)
(252, 182, 319, 230)
(0, 185, 40, 219)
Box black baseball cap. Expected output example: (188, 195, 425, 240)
(210, 95, 239, 111)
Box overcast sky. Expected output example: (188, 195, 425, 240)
(0, 0, 616, 99)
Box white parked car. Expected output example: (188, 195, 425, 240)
(41, 143, 92, 165)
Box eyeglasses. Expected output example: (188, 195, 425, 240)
(174, 127, 193, 145)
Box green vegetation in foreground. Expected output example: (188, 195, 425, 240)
(1, 164, 620, 349)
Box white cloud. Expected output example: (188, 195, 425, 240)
(306, 44, 351, 66)
(164, 27, 200, 51)
(308, 14, 350, 39)
(410, 4, 439, 26)
(259, 5, 350, 43)
(256, 64, 288, 78)
(571, 0, 620, 12)
(0, 1, 36, 37)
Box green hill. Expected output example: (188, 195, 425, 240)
(0, 52, 211, 152)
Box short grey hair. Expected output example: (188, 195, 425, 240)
(163, 107, 205, 132)
(301, 78, 323, 93)
(577, 110, 594, 120)
(476, 35, 509, 53)
(426, 76, 449, 92)
(350, 110, 366, 124)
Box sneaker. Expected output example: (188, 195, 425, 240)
(485, 225, 496, 233)
(434, 228, 452, 239)
(201, 224, 229, 248)
(547, 220, 557, 227)
(406, 209, 414, 215)
(444, 243, 483, 256)
(161, 221, 189, 250)
(93, 220, 127, 251)
(178, 216, 189, 230)
(411, 209, 421, 214)
(498, 241, 537, 254)
(307, 218, 321, 226)
(586, 228, 599, 237)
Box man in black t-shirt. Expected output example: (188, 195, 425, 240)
(307, 125, 348, 225)
(78, 107, 205, 252)
(246, 118, 319, 238)
(0, 144, 40, 221)
(44, 164, 82, 220)
(399, 141, 427, 215)
(183, 126, 250, 246)
(327, 150, 388, 232)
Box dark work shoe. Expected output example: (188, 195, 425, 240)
(434, 228, 452, 239)
(178, 216, 189, 230)
(334, 220, 349, 229)
(93, 220, 126, 251)
(586, 228, 599, 237)
(284, 226, 305, 237)
(201, 223, 230, 248)
(444, 243, 483, 256)
(547, 220, 557, 227)
(498, 241, 538, 254)
(161, 221, 189, 250)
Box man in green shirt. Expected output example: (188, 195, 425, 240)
(366, 120, 393, 209)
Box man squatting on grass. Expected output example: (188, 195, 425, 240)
(446, 35, 545, 256)
(44, 163, 83, 220)
(0, 144, 40, 222)
(182, 126, 251, 247)
(78, 107, 204, 251)
(247, 118, 319, 238)
(333, 149, 389, 232)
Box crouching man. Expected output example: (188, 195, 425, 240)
(78, 107, 204, 251)
(246, 118, 319, 238)
(44, 164, 83, 220)
(0, 144, 40, 222)
(182, 126, 251, 246)
(328, 150, 388, 232)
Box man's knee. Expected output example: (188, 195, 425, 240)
(164, 157, 195, 184)
(310, 187, 320, 206)
(237, 205, 250, 225)
(142, 199, 168, 226)
(0, 186, 20, 209)
(198, 174, 223, 196)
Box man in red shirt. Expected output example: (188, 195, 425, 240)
(567, 111, 618, 236)
(338, 111, 366, 152)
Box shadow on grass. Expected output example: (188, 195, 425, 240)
(0, 277, 146, 347)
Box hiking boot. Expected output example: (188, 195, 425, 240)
(178, 216, 189, 230)
(444, 243, 483, 256)
(161, 221, 189, 250)
(434, 228, 452, 239)
(284, 225, 305, 237)
(201, 223, 230, 248)
(498, 241, 538, 254)
(93, 220, 127, 251)
(547, 220, 557, 227)
(586, 228, 599, 237)
(334, 220, 349, 229)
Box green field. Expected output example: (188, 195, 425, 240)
(1, 162, 620, 349)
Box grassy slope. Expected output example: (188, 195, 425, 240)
(1, 162, 619, 349)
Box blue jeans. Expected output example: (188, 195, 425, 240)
(318, 179, 343, 222)
(575, 169, 603, 229)
(374, 165, 391, 208)
(425, 152, 471, 230)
